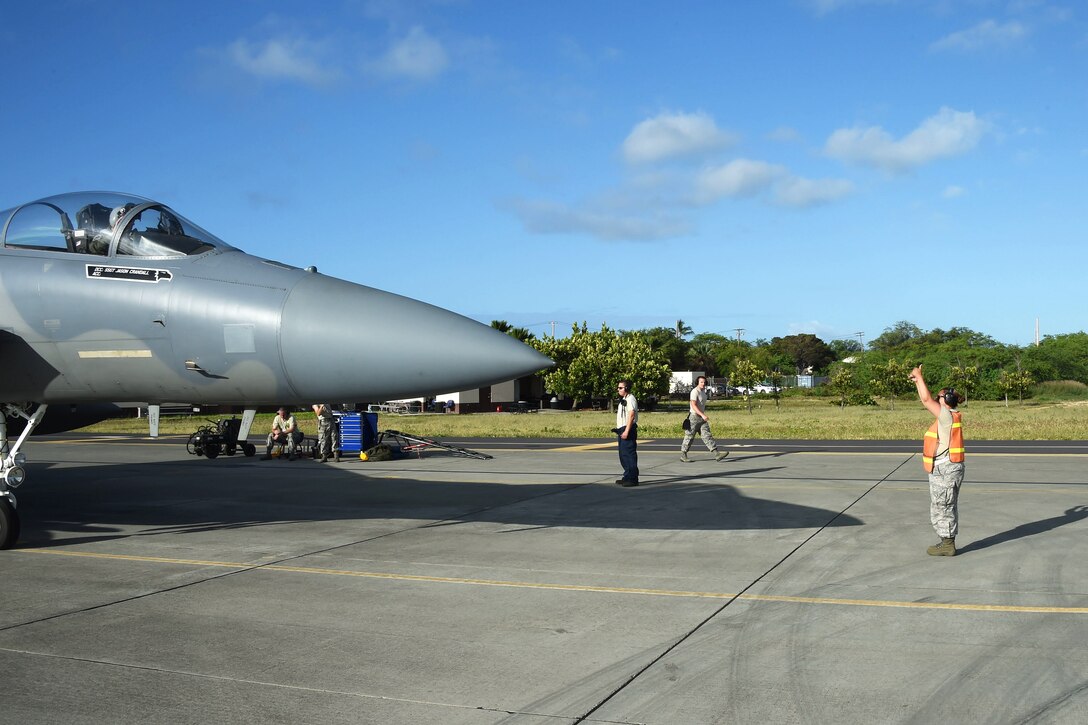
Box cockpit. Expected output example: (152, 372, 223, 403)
(0, 191, 235, 258)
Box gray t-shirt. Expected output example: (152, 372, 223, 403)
(690, 387, 707, 414)
(935, 407, 956, 459)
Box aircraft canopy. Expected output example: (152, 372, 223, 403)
(0, 192, 236, 258)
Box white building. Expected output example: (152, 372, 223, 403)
(670, 371, 705, 393)
(434, 374, 545, 413)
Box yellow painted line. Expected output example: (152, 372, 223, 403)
(19, 549, 249, 569)
(57, 437, 172, 443)
(17, 548, 1088, 614)
(552, 443, 620, 451)
(737, 593, 1088, 614)
(77, 350, 153, 359)
(552, 439, 656, 452)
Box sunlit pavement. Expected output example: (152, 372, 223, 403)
(3, 435, 1087, 723)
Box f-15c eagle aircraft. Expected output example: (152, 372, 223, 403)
(0, 191, 552, 549)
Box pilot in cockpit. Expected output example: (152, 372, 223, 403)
(87, 203, 135, 255)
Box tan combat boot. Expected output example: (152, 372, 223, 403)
(927, 537, 956, 556)
(680, 451, 691, 463)
(715, 450, 729, 461)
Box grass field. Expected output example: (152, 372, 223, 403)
(81, 397, 1088, 440)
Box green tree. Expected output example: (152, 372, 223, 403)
(827, 364, 855, 409)
(687, 334, 726, 377)
(829, 338, 863, 360)
(768, 367, 785, 410)
(948, 365, 978, 405)
(770, 334, 837, 375)
(731, 359, 765, 414)
(1023, 333, 1088, 384)
(869, 321, 923, 352)
(675, 319, 693, 339)
(507, 327, 535, 343)
(714, 339, 753, 381)
(630, 327, 689, 371)
(533, 323, 670, 408)
(997, 366, 1034, 406)
(492, 319, 535, 343)
(868, 358, 913, 410)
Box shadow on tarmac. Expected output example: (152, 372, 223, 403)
(957, 504, 1088, 554)
(16, 456, 862, 548)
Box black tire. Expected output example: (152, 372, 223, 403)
(224, 445, 236, 456)
(0, 498, 20, 550)
(204, 442, 221, 459)
(186, 431, 202, 455)
(242, 443, 256, 457)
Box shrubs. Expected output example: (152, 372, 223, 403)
(1032, 380, 1088, 402)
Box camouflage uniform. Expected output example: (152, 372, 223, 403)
(683, 414, 718, 450)
(681, 387, 718, 455)
(314, 404, 337, 461)
(929, 458, 965, 538)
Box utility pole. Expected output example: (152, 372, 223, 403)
(734, 328, 745, 342)
(855, 331, 865, 350)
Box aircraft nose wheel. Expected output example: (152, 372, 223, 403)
(0, 497, 20, 550)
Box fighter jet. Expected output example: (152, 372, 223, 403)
(0, 191, 552, 548)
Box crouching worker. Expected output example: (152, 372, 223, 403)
(909, 365, 965, 556)
(262, 406, 302, 460)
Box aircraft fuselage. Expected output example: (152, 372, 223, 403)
(0, 192, 550, 406)
(0, 191, 553, 549)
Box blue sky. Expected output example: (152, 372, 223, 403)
(3, 0, 1085, 347)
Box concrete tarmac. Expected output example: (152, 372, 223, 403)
(3, 434, 1088, 724)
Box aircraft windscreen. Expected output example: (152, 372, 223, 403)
(0, 192, 235, 257)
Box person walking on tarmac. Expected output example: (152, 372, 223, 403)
(680, 375, 729, 462)
(909, 365, 965, 556)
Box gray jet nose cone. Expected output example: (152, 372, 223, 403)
(279, 275, 552, 401)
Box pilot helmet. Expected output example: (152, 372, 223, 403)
(109, 204, 134, 227)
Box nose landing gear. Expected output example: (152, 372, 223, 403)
(1, 403, 48, 549)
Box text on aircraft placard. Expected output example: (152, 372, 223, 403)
(86, 265, 173, 282)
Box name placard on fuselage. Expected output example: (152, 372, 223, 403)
(86, 264, 173, 283)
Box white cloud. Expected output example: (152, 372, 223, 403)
(930, 19, 1028, 52)
(368, 26, 449, 81)
(622, 111, 737, 164)
(942, 185, 966, 198)
(227, 37, 341, 87)
(694, 159, 784, 204)
(824, 107, 988, 173)
(692, 160, 855, 208)
(775, 176, 855, 207)
(504, 198, 692, 242)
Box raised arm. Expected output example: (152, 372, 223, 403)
(909, 365, 941, 417)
